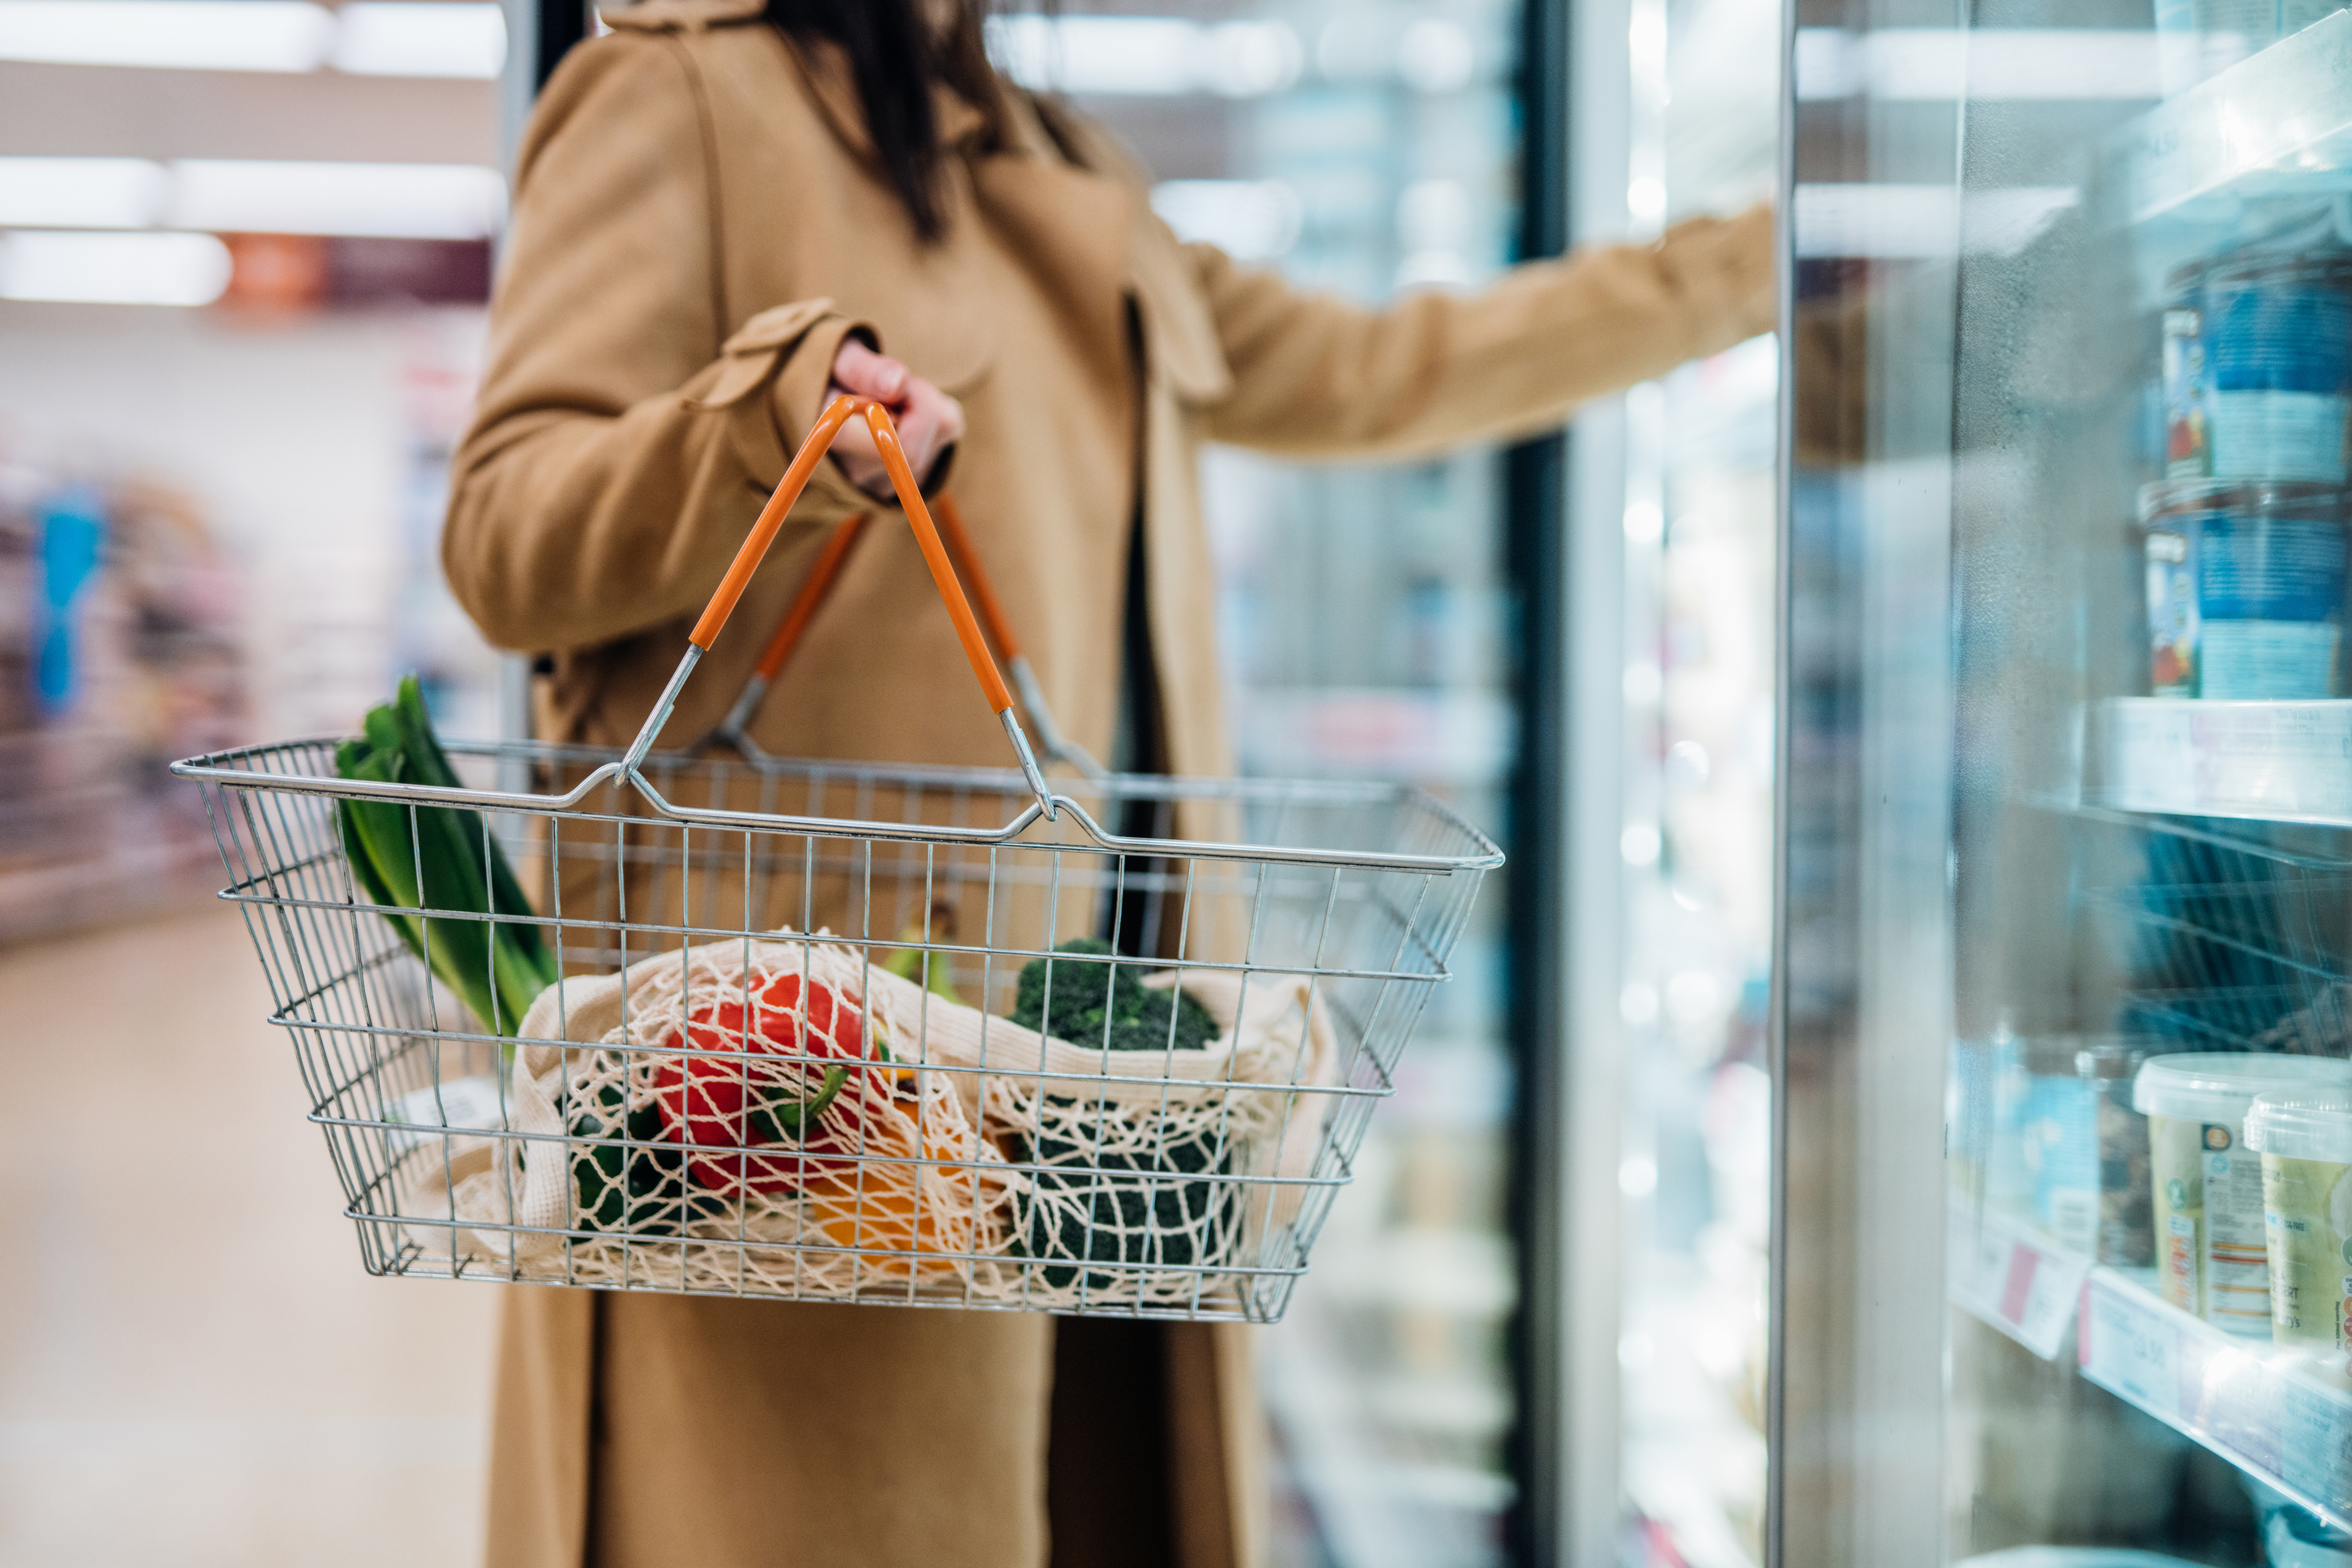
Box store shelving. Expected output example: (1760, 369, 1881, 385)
(1947, 1208, 2352, 1533)
(2079, 1269, 2352, 1532)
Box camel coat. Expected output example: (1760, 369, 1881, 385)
(443, 4, 1774, 1564)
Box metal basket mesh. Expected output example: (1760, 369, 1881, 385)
(181, 735, 1498, 1323)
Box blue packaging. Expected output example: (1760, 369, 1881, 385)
(2201, 255, 2352, 483)
(2142, 480, 2348, 698)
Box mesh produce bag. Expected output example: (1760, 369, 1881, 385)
(407, 931, 1337, 1306)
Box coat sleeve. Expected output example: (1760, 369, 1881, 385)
(443, 32, 871, 655)
(1191, 204, 1776, 462)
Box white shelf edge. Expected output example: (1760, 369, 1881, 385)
(2079, 1267, 2352, 1530)
(2085, 697, 2352, 828)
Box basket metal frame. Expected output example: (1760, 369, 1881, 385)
(176, 732, 1500, 1322)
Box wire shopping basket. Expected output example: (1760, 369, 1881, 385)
(173, 397, 1501, 1322)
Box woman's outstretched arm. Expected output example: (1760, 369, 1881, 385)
(1192, 205, 1775, 462)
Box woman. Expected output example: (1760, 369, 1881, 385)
(444, 1, 1773, 1563)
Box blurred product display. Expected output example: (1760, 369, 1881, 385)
(0, 452, 248, 940)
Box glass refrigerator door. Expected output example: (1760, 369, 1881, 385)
(1786, 0, 2352, 1563)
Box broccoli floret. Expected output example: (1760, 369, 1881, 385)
(1011, 937, 1218, 1051)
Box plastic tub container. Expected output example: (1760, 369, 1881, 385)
(2134, 1053, 2352, 1335)
(2140, 480, 2348, 698)
(2202, 253, 2352, 484)
(2249, 1085, 2352, 1385)
(2082, 1041, 2155, 1266)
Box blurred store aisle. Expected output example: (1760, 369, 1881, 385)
(0, 904, 495, 1566)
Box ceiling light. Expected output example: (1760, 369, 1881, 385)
(0, 158, 169, 229)
(0, 0, 333, 72)
(0, 230, 233, 305)
(1794, 28, 2161, 101)
(985, 15, 1301, 96)
(168, 159, 506, 239)
(332, 2, 505, 79)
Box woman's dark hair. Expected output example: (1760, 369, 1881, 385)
(764, 0, 1007, 242)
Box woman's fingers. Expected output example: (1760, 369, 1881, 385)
(824, 340, 961, 500)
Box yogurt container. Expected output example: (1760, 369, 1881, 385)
(2248, 1085, 2352, 1385)
(2134, 1053, 2352, 1335)
(2141, 480, 2348, 699)
(2201, 253, 2352, 484)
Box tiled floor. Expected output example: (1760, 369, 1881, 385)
(0, 903, 496, 1566)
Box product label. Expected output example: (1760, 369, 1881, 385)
(2209, 390, 2351, 482)
(2026, 1074, 2100, 1255)
(2200, 515, 2348, 620)
(2165, 307, 2212, 476)
(2149, 528, 2200, 693)
(2264, 1152, 2352, 1386)
(2201, 619, 2342, 698)
(2151, 1114, 2274, 1333)
(2209, 280, 2352, 393)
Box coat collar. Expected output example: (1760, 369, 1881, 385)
(601, 0, 764, 33)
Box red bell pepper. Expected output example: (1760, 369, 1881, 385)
(653, 972, 870, 1193)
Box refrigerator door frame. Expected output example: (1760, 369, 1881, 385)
(1768, 6, 1969, 1563)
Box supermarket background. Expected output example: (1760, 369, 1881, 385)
(0, 1, 1776, 1564)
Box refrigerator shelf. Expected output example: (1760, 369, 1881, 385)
(1947, 1199, 2093, 1362)
(2087, 697, 2352, 828)
(1946, 1215, 2352, 1532)
(2079, 1267, 2352, 1533)
(2102, 7, 2352, 229)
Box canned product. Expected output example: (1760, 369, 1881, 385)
(2201, 253, 2352, 483)
(2140, 480, 2348, 698)
(2134, 1052, 2352, 1336)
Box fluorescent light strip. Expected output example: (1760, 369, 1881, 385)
(0, 230, 232, 305)
(332, 2, 506, 79)
(0, 158, 170, 229)
(0, 0, 505, 78)
(1792, 183, 2081, 258)
(169, 160, 505, 239)
(985, 15, 1302, 98)
(1795, 28, 2163, 101)
(0, 157, 506, 239)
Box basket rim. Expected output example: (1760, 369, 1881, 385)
(172, 733, 1508, 876)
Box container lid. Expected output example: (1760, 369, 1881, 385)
(2206, 249, 2352, 290)
(2139, 478, 2348, 525)
(2077, 1039, 2150, 1081)
(2132, 1052, 2352, 1123)
(2248, 1085, 2352, 1162)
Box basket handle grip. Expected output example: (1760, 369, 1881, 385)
(667, 394, 1053, 814)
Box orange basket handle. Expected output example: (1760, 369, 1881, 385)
(933, 494, 1105, 778)
(628, 395, 1054, 817)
